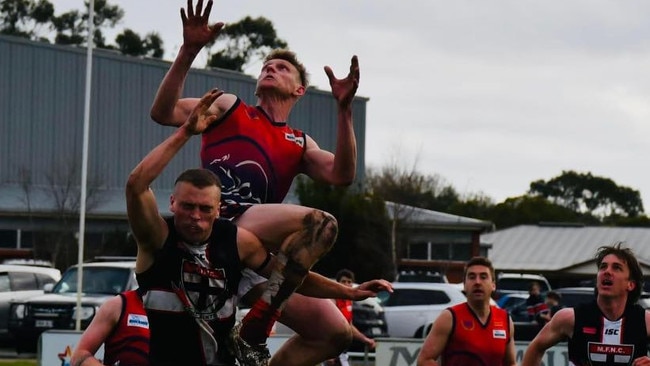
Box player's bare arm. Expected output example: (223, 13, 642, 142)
(150, 0, 226, 126)
(297, 273, 392, 300)
(504, 315, 517, 366)
(129, 89, 222, 272)
(522, 307, 575, 366)
(417, 309, 453, 366)
(70, 296, 122, 366)
(302, 56, 360, 185)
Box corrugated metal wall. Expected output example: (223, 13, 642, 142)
(0, 35, 367, 219)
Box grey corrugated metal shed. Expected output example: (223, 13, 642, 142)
(482, 224, 650, 274)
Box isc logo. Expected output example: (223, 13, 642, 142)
(604, 328, 619, 335)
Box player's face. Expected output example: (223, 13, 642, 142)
(464, 265, 495, 303)
(338, 276, 354, 288)
(597, 254, 634, 299)
(255, 59, 304, 98)
(170, 182, 220, 244)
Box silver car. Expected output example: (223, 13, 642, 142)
(377, 282, 466, 338)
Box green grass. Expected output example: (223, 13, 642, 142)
(0, 360, 37, 366)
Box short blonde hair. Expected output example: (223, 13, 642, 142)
(264, 49, 309, 88)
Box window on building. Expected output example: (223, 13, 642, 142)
(406, 231, 474, 261)
(0, 230, 17, 248)
(408, 242, 428, 260)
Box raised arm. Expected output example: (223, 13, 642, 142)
(150, 0, 223, 126)
(70, 295, 122, 366)
(302, 56, 360, 186)
(128, 89, 222, 272)
(522, 307, 575, 366)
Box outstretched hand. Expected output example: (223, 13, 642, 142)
(180, 0, 224, 51)
(184, 89, 223, 135)
(349, 279, 393, 301)
(324, 55, 360, 110)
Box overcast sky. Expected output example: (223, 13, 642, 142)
(51, 0, 650, 209)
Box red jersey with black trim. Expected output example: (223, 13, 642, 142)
(201, 98, 306, 218)
(336, 299, 353, 323)
(103, 290, 150, 366)
(441, 303, 511, 366)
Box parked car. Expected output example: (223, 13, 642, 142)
(494, 273, 551, 300)
(449, 282, 499, 307)
(513, 287, 597, 341)
(639, 292, 650, 309)
(8, 260, 137, 352)
(554, 287, 596, 308)
(0, 264, 61, 342)
(395, 270, 448, 283)
(497, 293, 530, 322)
(376, 282, 466, 338)
(348, 296, 389, 352)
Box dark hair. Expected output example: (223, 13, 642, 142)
(546, 291, 562, 302)
(265, 49, 309, 88)
(464, 256, 495, 281)
(175, 168, 221, 189)
(529, 281, 541, 291)
(336, 269, 355, 282)
(595, 242, 644, 305)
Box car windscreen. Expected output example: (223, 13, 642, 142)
(557, 291, 595, 308)
(52, 267, 131, 295)
(497, 278, 550, 292)
(379, 289, 452, 306)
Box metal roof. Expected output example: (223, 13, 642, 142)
(482, 224, 650, 272)
(386, 201, 494, 231)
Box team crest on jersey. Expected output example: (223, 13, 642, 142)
(284, 132, 305, 147)
(588, 342, 634, 365)
(461, 320, 474, 330)
(127, 314, 149, 329)
(175, 259, 235, 321)
(493, 329, 507, 339)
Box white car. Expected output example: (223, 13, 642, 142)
(8, 260, 137, 352)
(377, 282, 466, 338)
(0, 264, 61, 341)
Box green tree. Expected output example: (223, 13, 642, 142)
(447, 192, 494, 221)
(51, 0, 123, 48)
(115, 28, 164, 58)
(529, 170, 644, 218)
(207, 16, 287, 72)
(0, 0, 54, 40)
(296, 178, 393, 281)
(0, 0, 168, 58)
(489, 195, 597, 229)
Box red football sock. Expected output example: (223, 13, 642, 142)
(240, 300, 281, 345)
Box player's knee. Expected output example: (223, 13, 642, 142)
(304, 209, 338, 250)
(328, 323, 353, 353)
